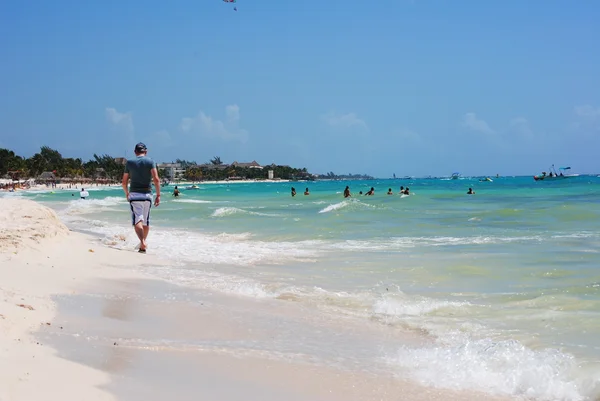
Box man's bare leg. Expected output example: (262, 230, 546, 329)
(143, 226, 150, 250)
(134, 221, 147, 251)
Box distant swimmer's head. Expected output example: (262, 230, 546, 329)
(134, 142, 148, 155)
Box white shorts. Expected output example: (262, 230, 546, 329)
(129, 192, 153, 226)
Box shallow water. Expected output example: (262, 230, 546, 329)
(11, 175, 600, 400)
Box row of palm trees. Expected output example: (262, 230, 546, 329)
(1, 147, 315, 183)
(0, 146, 124, 182)
(172, 156, 314, 182)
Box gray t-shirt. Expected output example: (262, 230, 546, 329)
(125, 156, 157, 194)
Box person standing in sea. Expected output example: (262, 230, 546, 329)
(121, 142, 161, 253)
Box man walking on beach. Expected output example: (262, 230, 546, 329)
(121, 142, 161, 253)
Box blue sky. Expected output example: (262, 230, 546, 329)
(1, 0, 599, 177)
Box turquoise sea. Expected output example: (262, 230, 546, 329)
(7, 175, 600, 400)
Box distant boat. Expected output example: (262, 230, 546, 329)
(534, 165, 578, 181)
(451, 172, 460, 180)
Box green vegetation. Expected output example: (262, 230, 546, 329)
(0, 147, 316, 182)
(0, 146, 125, 182)
(175, 157, 313, 181)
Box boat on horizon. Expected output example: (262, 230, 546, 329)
(451, 172, 460, 180)
(533, 165, 579, 181)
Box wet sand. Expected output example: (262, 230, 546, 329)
(41, 277, 513, 401)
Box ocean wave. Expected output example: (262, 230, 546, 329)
(62, 196, 126, 215)
(173, 199, 214, 204)
(211, 207, 281, 218)
(373, 294, 469, 317)
(323, 235, 548, 251)
(69, 219, 318, 267)
(318, 199, 376, 214)
(384, 337, 600, 401)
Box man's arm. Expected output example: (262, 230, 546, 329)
(122, 173, 130, 200)
(151, 168, 161, 206)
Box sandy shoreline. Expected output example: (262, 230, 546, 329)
(0, 198, 513, 401)
(0, 198, 157, 401)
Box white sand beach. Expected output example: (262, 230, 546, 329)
(0, 198, 154, 401)
(0, 198, 512, 401)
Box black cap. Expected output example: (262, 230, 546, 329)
(134, 142, 147, 153)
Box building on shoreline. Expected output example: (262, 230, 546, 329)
(231, 160, 263, 169)
(157, 163, 186, 180)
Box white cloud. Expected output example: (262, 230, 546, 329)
(180, 104, 248, 142)
(226, 104, 240, 121)
(509, 117, 533, 140)
(105, 107, 134, 134)
(574, 105, 600, 119)
(463, 112, 494, 135)
(321, 112, 368, 130)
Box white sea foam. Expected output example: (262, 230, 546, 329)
(211, 207, 244, 217)
(323, 235, 546, 251)
(385, 337, 600, 401)
(318, 199, 375, 214)
(69, 218, 318, 267)
(373, 294, 469, 317)
(172, 199, 214, 204)
(211, 207, 281, 218)
(62, 197, 126, 215)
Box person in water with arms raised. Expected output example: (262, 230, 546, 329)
(121, 142, 161, 253)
